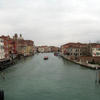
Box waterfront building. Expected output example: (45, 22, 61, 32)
(80, 43, 100, 57)
(61, 42, 100, 64)
(91, 44, 100, 57)
(60, 43, 75, 54)
(60, 44, 67, 54)
(0, 34, 34, 61)
(37, 46, 59, 53)
(0, 36, 11, 59)
(17, 39, 27, 56)
(13, 34, 34, 56)
(77, 43, 100, 64)
(50, 46, 59, 52)
(44, 46, 51, 52)
(0, 35, 18, 60)
(61, 43, 87, 60)
(37, 46, 45, 53)
(25, 40, 34, 56)
(0, 38, 5, 60)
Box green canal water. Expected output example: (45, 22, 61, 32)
(0, 53, 100, 100)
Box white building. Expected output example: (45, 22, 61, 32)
(0, 38, 5, 60)
(92, 46, 100, 57)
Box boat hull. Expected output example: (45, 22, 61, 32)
(44, 56, 48, 60)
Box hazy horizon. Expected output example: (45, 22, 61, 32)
(0, 0, 100, 46)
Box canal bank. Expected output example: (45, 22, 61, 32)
(0, 53, 100, 100)
(0, 54, 34, 71)
(60, 54, 100, 70)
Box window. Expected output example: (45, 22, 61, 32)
(97, 48, 100, 51)
(96, 52, 100, 55)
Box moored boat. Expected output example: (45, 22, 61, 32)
(54, 52, 59, 56)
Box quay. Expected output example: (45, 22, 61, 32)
(60, 54, 100, 70)
(0, 54, 34, 71)
(0, 58, 17, 71)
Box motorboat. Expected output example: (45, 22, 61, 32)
(44, 56, 48, 60)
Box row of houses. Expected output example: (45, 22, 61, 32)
(60, 42, 100, 64)
(36, 46, 59, 53)
(0, 34, 35, 60)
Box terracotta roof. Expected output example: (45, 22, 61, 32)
(92, 44, 100, 48)
(62, 42, 87, 48)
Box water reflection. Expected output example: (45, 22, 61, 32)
(95, 71, 100, 84)
(61, 58, 72, 65)
(0, 53, 100, 100)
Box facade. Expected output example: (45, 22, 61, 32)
(0, 38, 5, 59)
(61, 42, 100, 64)
(91, 45, 100, 57)
(25, 40, 34, 56)
(17, 39, 27, 56)
(0, 34, 34, 60)
(80, 43, 100, 57)
(37, 46, 48, 53)
(44, 46, 51, 52)
(66, 46, 81, 59)
(60, 43, 74, 54)
(0, 36, 11, 59)
(61, 43, 87, 60)
(13, 34, 34, 56)
(0, 35, 17, 60)
(50, 46, 59, 52)
(37, 46, 45, 53)
(13, 34, 25, 55)
(37, 46, 59, 53)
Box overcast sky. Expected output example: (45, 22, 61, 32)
(0, 0, 100, 46)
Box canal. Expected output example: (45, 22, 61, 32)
(0, 53, 100, 100)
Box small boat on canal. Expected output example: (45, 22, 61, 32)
(44, 56, 48, 60)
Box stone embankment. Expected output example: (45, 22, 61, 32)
(60, 54, 100, 70)
(0, 54, 34, 71)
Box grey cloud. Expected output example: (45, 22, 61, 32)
(0, 0, 100, 46)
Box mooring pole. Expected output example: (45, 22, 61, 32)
(99, 72, 100, 83)
(95, 71, 100, 84)
(0, 90, 4, 100)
